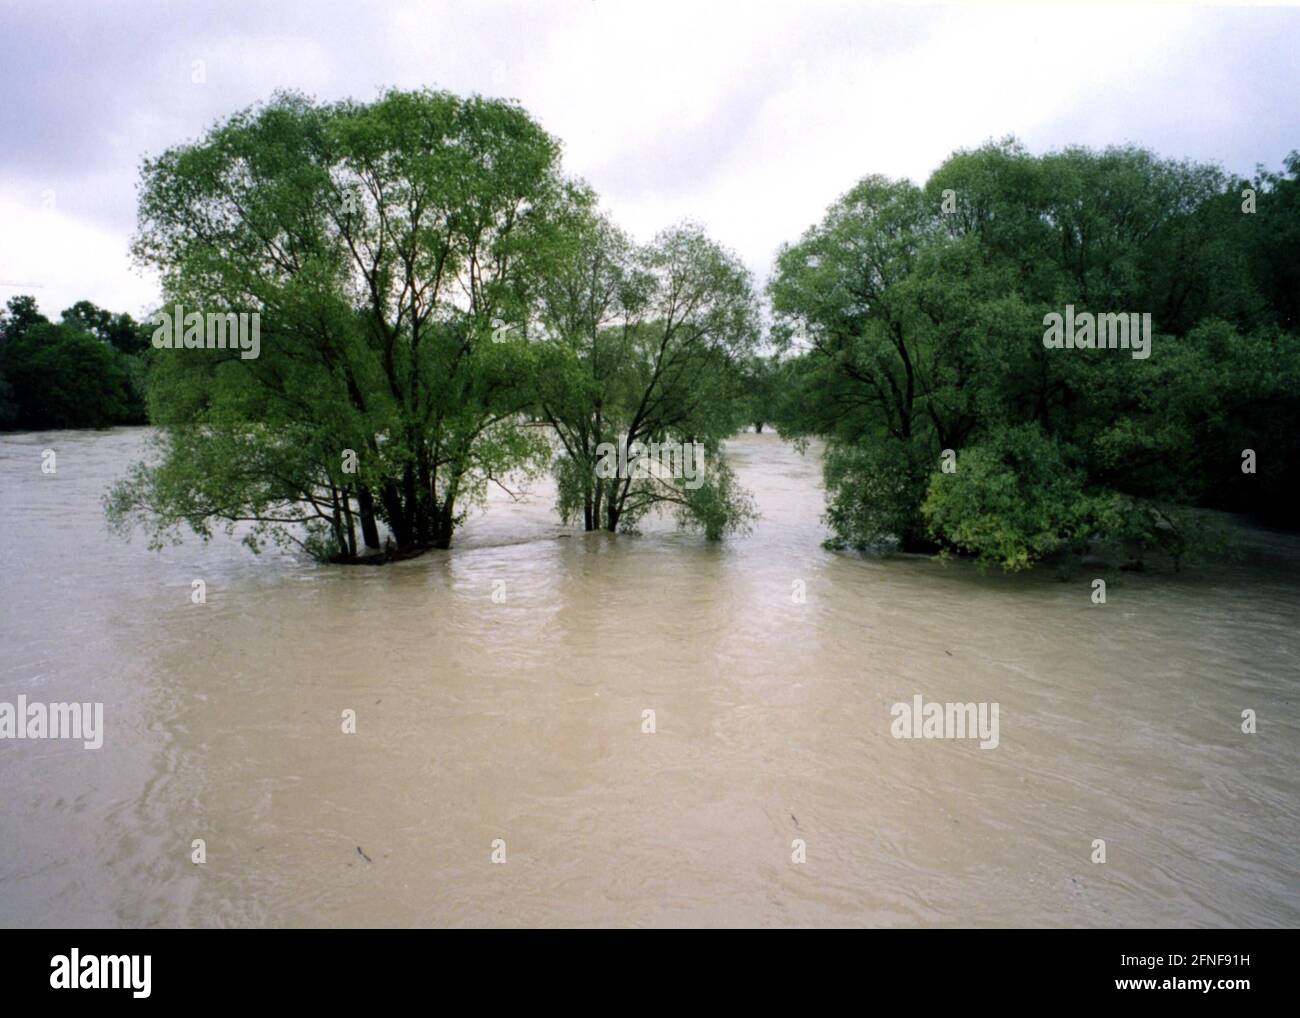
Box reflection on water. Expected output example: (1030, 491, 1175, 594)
(1, 428, 1297, 927)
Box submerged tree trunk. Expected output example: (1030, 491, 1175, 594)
(356, 488, 382, 551)
(340, 490, 358, 558)
(432, 490, 457, 549)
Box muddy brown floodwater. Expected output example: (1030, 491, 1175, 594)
(1, 428, 1297, 927)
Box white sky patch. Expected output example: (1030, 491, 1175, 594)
(0, 190, 158, 320)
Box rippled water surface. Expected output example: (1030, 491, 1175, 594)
(1, 428, 1297, 927)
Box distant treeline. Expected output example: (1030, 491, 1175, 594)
(760, 140, 1300, 567)
(0, 296, 151, 430)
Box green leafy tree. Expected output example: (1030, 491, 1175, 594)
(737, 354, 784, 433)
(1, 321, 137, 429)
(108, 89, 573, 561)
(771, 139, 1300, 568)
(534, 209, 760, 537)
(61, 301, 152, 356)
(0, 295, 149, 430)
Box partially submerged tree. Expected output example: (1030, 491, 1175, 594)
(533, 210, 760, 538)
(771, 139, 1300, 568)
(108, 89, 570, 561)
(738, 354, 784, 433)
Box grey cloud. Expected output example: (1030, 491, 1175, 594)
(0, 0, 1296, 320)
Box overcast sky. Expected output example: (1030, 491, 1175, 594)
(1, 0, 1297, 320)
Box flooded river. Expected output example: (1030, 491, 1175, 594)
(1, 428, 1297, 927)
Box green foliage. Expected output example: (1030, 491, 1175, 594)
(737, 354, 784, 432)
(672, 452, 756, 540)
(110, 88, 573, 560)
(534, 205, 761, 539)
(821, 438, 934, 552)
(772, 140, 1300, 570)
(0, 296, 147, 430)
(60, 301, 152, 355)
(922, 425, 1096, 570)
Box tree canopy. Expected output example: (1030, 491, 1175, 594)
(533, 209, 759, 538)
(769, 139, 1300, 569)
(0, 296, 148, 430)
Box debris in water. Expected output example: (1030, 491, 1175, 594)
(357, 846, 372, 863)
